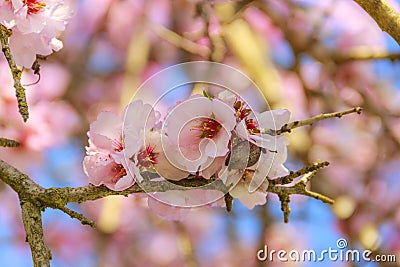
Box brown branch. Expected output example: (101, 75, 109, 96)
(268, 170, 334, 223)
(59, 177, 229, 204)
(0, 160, 47, 199)
(333, 50, 400, 63)
(266, 182, 334, 205)
(151, 24, 211, 58)
(278, 193, 291, 223)
(0, 25, 29, 122)
(0, 137, 20, 147)
(263, 107, 363, 135)
(57, 206, 95, 228)
(0, 158, 333, 214)
(353, 0, 400, 46)
(224, 192, 234, 212)
(268, 161, 329, 186)
(0, 156, 334, 264)
(20, 201, 51, 267)
(198, 2, 226, 62)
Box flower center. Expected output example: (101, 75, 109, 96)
(136, 145, 158, 167)
(24, 0, 46, 14)
(112, 133, 124, 152)
(234, 100, 252, 120)
(111, 164, 127, 183)
(192, 118, 222, 139)
(246, 118, 260, 134)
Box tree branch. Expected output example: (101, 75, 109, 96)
(20, 201, 51, 267)
(268, 161, 329, 186)
(57, 206, 96, 228)
(333, 50, 400, 63)
(151, 23, 211, 58)
(0, 158, 333, 215)
(263, 107, 363, 135)
(353, 0, 400, 46)
(0, 25, 29, 122)
(0, 159, 334, 263)
(268, 170, 334, 223)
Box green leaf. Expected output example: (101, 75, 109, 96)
(202, 90, 214, 101)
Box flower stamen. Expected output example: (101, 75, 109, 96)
(111, 164, 127, 183)
(112, 133, 124, 152)
(192, 118, 222, 139)
(24, 0, 46, 14)
(234, 100, 252, 120)
(246, 118, 261, 134)
(137, 145, 159, 167)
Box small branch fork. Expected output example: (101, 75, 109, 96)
(270, 168, 334, 223)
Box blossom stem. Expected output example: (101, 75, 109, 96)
(0, 25, 29, 122)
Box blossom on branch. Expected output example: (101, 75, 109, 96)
(0, 0, 72, 67)
(84, 91, 292, 217)
(162, 94, 236, 175)
(83, 111, 134, 191)
(84, 100, 164, 190)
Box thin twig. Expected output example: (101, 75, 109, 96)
(151, 24, 211, 58)
(0, 25, 29, 122)
(278, 193, 291, 223)
(267, 183, 335, 205)
(333, 50, 400, 63)
(303, 189, 335, 204)
(298, 170, 318, 186)
(198, 2, 226, 62)
(269, 161, 329, 186)
(224, 192, 234, 212)
(0, 137, 20, 147)
(263, 107, 362, 135)
(57, 206, 96, 228)
(268, 169, 334, 223)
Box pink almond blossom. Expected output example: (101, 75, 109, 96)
(162, 94, 236, 174)
(0, 0, 72, 67)
(83, 110, 134, 191)
(218, 90, 291, 192)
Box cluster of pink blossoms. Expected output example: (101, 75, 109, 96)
(84, 91, 291, 218)
(0, 0, 72, 68)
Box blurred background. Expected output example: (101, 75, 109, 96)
(1, 0, 400, 266)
